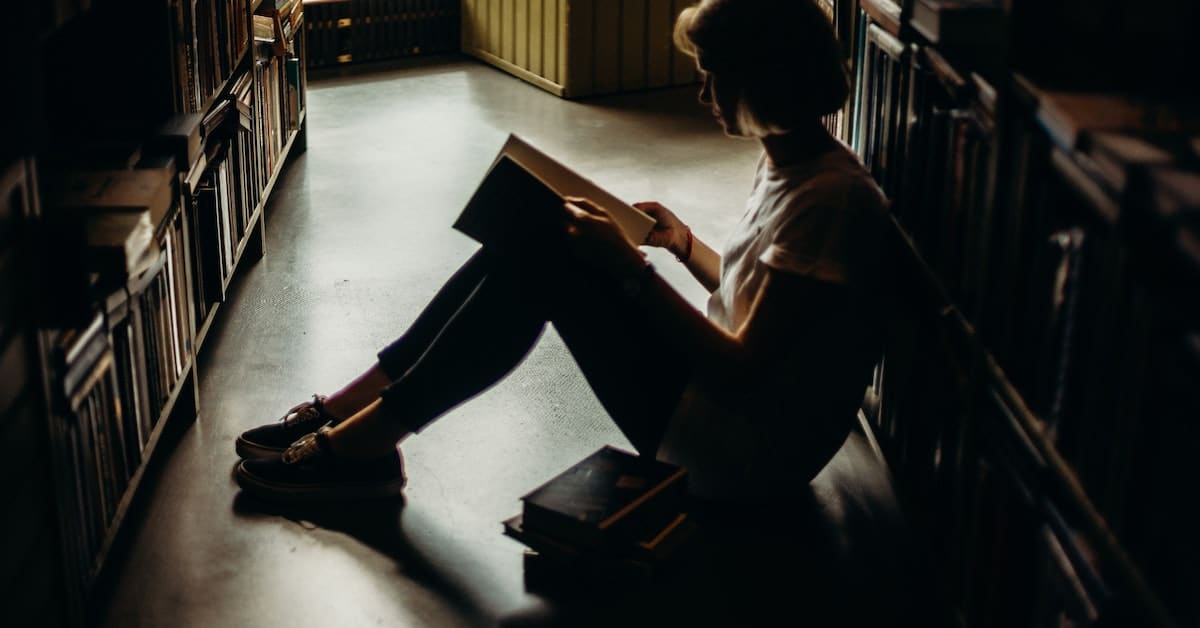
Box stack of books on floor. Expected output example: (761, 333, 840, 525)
(503, 446, 696, 593)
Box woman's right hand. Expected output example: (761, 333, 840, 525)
(634, 201, 690, 258)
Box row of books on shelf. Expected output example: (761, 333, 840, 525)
(850, 0, 1199, 432)
(35, 20, 307, 598)
(839, 0, 1006, 44)
(106, 204, 193, 434)
(55, 105, 270, 341)
(172, 0, 252, 113)
(502, 446, 696, 592)
(844, 1, 1198, 624)
(41, 156, 196, 591)
(161, 42, 303, 325)
(53, 315, 122, 596)
(304, 0, 460, 69)
(862, 263, 1140, 627)
(254, 41, 305, 178)
(272, 0, 305, 42)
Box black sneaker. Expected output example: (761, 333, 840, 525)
(236, 394, 339, 459)
(235, 428, 407, 502)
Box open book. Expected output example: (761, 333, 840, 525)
(453, 134, 656, 248)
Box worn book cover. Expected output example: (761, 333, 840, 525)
(80, 210, 160, 282)
(453, 134, 655, 250)
(49, 167, 176, 226)
(504, 509, 696, 585)
(518, 445, 688, 550)
(1081, 131, 1200, 194)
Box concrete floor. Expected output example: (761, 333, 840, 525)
(98, 57, 923, 628)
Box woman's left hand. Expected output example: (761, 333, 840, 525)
(562, 197, 647, 275)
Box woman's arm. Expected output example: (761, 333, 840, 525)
(635, 201, 720, 292)
(635, 263, 838, 387)
(564, 199, 834, 385)
(682, 237, 721, 293)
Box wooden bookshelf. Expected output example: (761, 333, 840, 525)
(833, 1, 1199, 626)
(194, 102, 307, 353)
(458, 0, 697, 98)
(304, 0, 461, 71)
(76, 360, 197, 590)
(1, 158, 72, 627)
(0, 0, 310, 625)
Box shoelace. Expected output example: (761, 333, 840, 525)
(282, 394, 327, 428)
(281, 431, 326, 465)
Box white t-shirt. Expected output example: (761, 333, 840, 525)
(656, 143, 889, 501)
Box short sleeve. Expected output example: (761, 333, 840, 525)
(760, 181, 887, 286)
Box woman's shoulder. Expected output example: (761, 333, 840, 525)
(817, 145, 885, 192)
(776, 148, 887, 213)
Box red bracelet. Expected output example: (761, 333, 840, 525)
(676, 226, 693, 264)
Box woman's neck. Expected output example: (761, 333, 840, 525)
(760, 122, 838, 169)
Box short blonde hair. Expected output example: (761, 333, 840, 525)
(674, 0, 850, 137)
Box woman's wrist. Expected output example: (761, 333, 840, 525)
(674, 225, 694, 264)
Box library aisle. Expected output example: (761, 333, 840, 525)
(98, 58, 778, 627)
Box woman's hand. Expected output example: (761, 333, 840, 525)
(634, 201, 691, 260)
(562, 197, 647, 275)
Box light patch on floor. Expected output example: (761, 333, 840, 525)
(100, 58, 763, 628)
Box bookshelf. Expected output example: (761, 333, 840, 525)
(304, 0, 461, 70)
(0, 0, 309, 626)
(1, 159, 69, 627)
(830, 1, 1199, 627)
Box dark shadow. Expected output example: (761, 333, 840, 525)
(222, 427, 941, 628)
(498, 491, 864, 628)
(307, 53, 472, 86)
(501, 430, 941, 628)
(568, 84, 707, 116)
(85, 405, 198, 627)
(230, 485, 492, 627)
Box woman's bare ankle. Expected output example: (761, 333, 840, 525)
(320, 394, 354, 421)
(323, 364, 392, 421)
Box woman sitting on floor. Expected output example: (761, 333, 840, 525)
(233, 0, 889, 506)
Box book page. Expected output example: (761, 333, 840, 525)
(487, 134, 657, 244)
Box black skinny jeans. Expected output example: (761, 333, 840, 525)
(373, 247, 691, 455)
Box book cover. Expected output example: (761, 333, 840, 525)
(518, 445, 687, 550)
(49, 168, 176, 229)
(147, 113, 205, 172)
(453, 134, 655, 250)
(1033, 87, 1200, 154)
(504, 509, 695, 583)
(910, 0, 1006, 47)
(194, 180, 226, 304)
(507, 522, 655, 592)
(79, 211, 159, 282)
(1081, 130, 1200, 195)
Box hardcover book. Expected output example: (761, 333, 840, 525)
(910, 0, 1006, 47)
(505, 510, 697, 592)
(453, 134, 655, 250)
(147, 113, 205, 172)
(79, 210, 160, 282)
(516, 445, 688, 550)
(50, 167, 175, 216)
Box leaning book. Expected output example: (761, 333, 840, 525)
(453, 134, 656, 249)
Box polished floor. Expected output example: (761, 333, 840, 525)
(98, 57, 923, 628)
